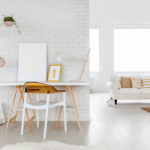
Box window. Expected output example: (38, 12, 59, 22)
(90, 28, 100, 72)
(114, 28, 150, 72)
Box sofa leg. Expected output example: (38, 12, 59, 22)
(115, 100, 117, 105)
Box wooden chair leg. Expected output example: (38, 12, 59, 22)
(55, 106, 63, 130)
(6, 87, 18, 130)
(68, 86, 81, 130)
(14, 86, 24, 123)
(28, 92, 37, 123)
(19, 87, 32, 130)
(21, 93, 27, 135)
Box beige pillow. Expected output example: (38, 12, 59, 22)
(121, 77, 132, 88)
(131, 77, 141, 89)
(114, 78, 122, 88)
(142, 79, 150, 88)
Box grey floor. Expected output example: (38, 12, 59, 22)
(1, 93, 150, 150)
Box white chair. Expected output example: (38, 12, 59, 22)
(21, 82, 67, 139)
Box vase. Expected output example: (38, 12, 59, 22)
(0, 58, 5, 67)
(4, 21, 14, 27)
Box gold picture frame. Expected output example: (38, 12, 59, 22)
(47, 64, 62, 82)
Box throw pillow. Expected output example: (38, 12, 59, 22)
(131, 77, 141, 89)
(142, 79, 150, 88)
(114, 78, 122, 88)
(121, 76, 132, 88)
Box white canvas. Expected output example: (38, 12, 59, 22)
(18, 43, 47, 82)
(48, 66, 61, 81)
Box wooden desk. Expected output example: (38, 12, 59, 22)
(0, 82, 89, 130)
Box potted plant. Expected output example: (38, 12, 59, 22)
(2, 14, 21, 34)
(0, 57, 5, 67)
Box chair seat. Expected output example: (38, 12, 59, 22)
(26, 101, 62, 106)
(27, 101, 46, 106)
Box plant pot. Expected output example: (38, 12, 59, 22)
(4, 21, 14, 27)
(0, 58, 5, 67)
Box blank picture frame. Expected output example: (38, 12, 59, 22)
(47, 64, 62, 82)
(18, 43, 47, 82)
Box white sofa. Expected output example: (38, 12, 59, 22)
(107, 75, 150, 105)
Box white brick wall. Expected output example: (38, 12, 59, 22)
(0, 0, 89, 121)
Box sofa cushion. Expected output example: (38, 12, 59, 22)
(140, 88, 150, 93)
(119, 88, 140, 93)
(131, 77, 141, 89)
(114, 78, 122, 88)
(141, 79, 150, 88)
(121, 77, 132, 88)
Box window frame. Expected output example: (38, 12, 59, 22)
(90, 26, 102, 74)
(113, 24, 150, 73)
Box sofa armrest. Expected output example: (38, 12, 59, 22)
(106, 82, 118, 94)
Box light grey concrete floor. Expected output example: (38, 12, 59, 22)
(1, 93, 150, 150)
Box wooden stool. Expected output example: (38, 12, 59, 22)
(6, 85, 37, 130)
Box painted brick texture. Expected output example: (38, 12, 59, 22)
(0, 0, 89, 121)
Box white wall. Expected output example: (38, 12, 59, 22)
(90, 0, 150, 92)
(0, 0, 89, 121)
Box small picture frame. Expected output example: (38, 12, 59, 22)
(47, 64, 62, 82)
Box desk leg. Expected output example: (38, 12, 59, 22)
(14, 87, 24, 123)
(19, 87, 32, 130)
(6, 87, 18, 130)
(68, 86, 81, 130)
(55, 85, 81, 130)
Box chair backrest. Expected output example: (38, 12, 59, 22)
(24, 82, 65, 94)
